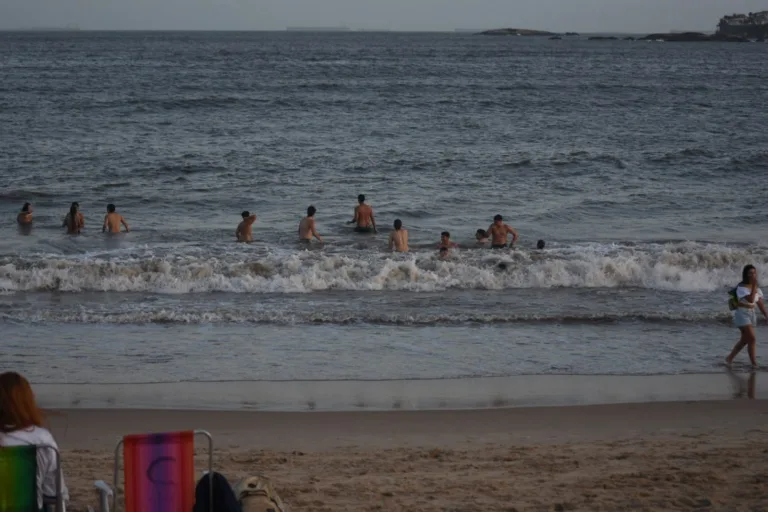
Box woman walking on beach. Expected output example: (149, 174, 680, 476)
(0, 372, 69, 510)
(727, 265, 768, 368)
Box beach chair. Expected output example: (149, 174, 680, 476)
(0, 444, 65, 512)
(94, 430, 213, 512)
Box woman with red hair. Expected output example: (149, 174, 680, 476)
(0, 372, 69, 510)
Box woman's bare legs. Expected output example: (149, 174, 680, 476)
(727, 326, 749, 365)
(727, 326, 756, 366)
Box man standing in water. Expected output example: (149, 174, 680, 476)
(102, 204, 130, 233)
(487, 214, 518, 249)
(388, 219, 409, 252)
(17, 203, 33, 225)
(236, 211, 257, 242)
(299, 205, 323, 243)
(348, 194, 377, 233)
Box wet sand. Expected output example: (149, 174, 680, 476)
(51, 400, 768, 511)
(35, 371, 765, 411)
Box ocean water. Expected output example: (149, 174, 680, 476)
(1, 32, 768, 388)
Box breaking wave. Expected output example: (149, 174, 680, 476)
(0, 310, 733, 326)
(0, 242, 763, 294)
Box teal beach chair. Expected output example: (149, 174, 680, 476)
(0, 444, 64, 512)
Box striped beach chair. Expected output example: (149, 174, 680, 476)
(95, 430, 213, 512)
(0, 444, 64, 512)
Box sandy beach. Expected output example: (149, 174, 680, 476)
(50, 400, 768, 511)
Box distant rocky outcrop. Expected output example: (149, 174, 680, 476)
(478, 28, 556, 36)
(640, 32, 748, 42)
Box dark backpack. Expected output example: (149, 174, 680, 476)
(193, 471, 242, 512)
(728, 286, 739, 311)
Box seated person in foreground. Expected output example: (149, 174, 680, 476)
(0, 371, 69, 511)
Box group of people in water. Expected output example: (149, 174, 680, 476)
(18, 194, 538, 256)
(237, 194, 542, 257)
(16, 201, 130, 233)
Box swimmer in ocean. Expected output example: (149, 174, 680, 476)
(348, 194, 377, 233)
(387, 219, 409, 252)
(476, 229, 489, 245)
(102, 203, 130, 233)
(17, 203, 32, 225)
(487, 214, 518, 249)
(438, 231, 459, 251)
(236, 211, 257, 242)
(63, 202, 85, 234)
(299, 205, 323, 243)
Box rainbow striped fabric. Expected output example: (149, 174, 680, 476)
(123, 431, 195, 512)
(0, 445, 38, 512)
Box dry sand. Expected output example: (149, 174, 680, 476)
(51, 401, 768, 511)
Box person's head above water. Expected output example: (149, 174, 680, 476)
(537, 240, 545, 250)
(476, 229, 488, 240)
(241, 211, 250, 219)
(742, 264, 757, 285)
(307, 205, 316, 217)
(21, 203, 31, 213)
(493, 214, 503, 224)
(441, 231, 450, 239)
(358, 194, 366, 204)
(439, 246, 448, 254)
(394, 219, 402, 230)
(107, 204, 116, 213)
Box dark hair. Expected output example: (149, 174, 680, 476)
(439, 247, 448, 253)
(68, 203, 79, 227)
(242, 211, 250, 218)
(476, 229, 487, 238)
(107, 204, 116, 213)
(394, 219, 402, 230)
(358, 194, 365, 203)
(21, 203, 30, 212)
(307, 206, 316, 217)
(71, 202, 79, 209)
(441, 231, 450, 238)
(537, 240, 545, 250)
(494, 214, 503, 222)
(742, 264, 757, 285)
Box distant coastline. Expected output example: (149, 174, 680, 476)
(286, 26, 350, 32)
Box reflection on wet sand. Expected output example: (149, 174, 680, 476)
(727, 370, 756, 399)
(33, 373, 768, 412)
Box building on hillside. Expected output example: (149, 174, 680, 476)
(717, 11, 768, 38)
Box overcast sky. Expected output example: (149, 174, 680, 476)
(1, 0, 766, 32)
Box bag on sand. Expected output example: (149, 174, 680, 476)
(728, 286, 739, 311)
(193, 471, 242, 512)
(233, 474, 286, 512)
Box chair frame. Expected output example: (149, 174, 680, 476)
(108, 430, 213, 512)
(0, 443, 64, 512)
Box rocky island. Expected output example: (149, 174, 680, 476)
(636, 11, 766, 41)
(478, 28, 557, 36)
(640, 31, 748, 42)
(479, 11, 767, 42)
